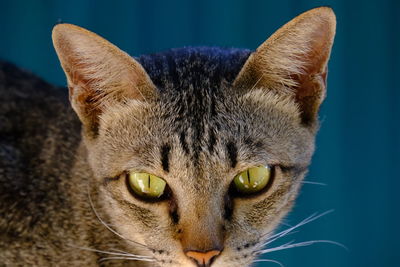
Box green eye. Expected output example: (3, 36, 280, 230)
(128, 172, 167, 199)
(233, 166, 271, 194)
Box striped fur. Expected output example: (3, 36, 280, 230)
(0, 7, 335, 267)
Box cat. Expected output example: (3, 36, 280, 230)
(0, 7, 336, 267)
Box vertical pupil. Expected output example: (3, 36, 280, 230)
(233, 166, 271, 194)
(128, 172, 167, 199)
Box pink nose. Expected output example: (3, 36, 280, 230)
(185, 249, 221, 266)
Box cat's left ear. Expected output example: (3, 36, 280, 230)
(234, 7, 336, 125)
(52, 24, 156, 137)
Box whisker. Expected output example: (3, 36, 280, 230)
(108, 248, 135, 254)
(263, 229, 299, 243)
(301, 181, 327, 186)
(87, 187, 150, 250)
(128, 113, 155, 138)
(256, 239, 348, 255)
(67, 244, 153, 259)
(253, 258, 285, 267)
(251, 74, 265, 90)
(98, 256, 156, 263)
(278, 222, 293, 227)
(259, 209, 335, 245)
(131, 84, 150, 106)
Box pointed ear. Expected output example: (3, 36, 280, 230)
(234, 7, 336, 125)
(52, 24, 156, 137)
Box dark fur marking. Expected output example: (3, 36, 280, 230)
(169, 196, 180, 224)
(243, 137, 253, 146)
(138, 48, 252, 164)
(103, 176, 120, 186)
(208, 129, 217, 153)
(179, 132, 189, 154)
(160, 144, 171, 172)
(224, 193, 233, 220)
(226, 141, 238, 168)
(244, 137, 265, 150)
(138, 47, 252, 91)
(255, 141, 264, 149)
(210, 91, 218, 117)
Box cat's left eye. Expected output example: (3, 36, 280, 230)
(232, 166, 272, 195)
(127, 171, 167, 200)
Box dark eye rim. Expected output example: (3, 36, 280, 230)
(228, 165, 277, 199)
(124, 172, 172, 203)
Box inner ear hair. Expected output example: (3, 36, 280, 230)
(52, 23, 157, 137)
(234, 7, 336, 126)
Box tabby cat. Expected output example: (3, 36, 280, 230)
(0, 7, 336, 267)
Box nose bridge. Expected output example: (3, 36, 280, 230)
(179, 196, 225, 252)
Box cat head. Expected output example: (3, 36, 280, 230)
(53, 7, 335, 267)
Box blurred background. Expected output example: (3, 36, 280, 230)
(0, 0, 398, 266)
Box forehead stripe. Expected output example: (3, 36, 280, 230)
(179, 131, 190, 154)
(226, 141, 238, 168)
(208, 129, 217, 153)
(161, 144, 171, 172)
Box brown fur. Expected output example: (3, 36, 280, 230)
(0, 7, 335, 267)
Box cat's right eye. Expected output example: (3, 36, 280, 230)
(127, 171, 167, 200)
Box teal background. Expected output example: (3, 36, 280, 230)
(1, 0, 399, 266)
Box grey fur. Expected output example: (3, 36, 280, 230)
(0, 7, 335, 267)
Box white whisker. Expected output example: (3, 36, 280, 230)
(253, 210, 346, 265)
(253, 258, 285, 267)
(279, 222, 293, 227)
(128, 113, 155, 138)
(256, 239, 347, 255)
(251, 74, 265, 90)
(67, 244, 153, 259)
(130, 84, 150, 106)
(301, 181, 327, 186)
(87, 187, 150, 249)
(260, 209, 335, 246)
(98, 256, 156, 263)
(108, 248, 134, 254)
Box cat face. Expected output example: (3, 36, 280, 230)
(53, 7, 335, 267)
(88, 89, 314, 266)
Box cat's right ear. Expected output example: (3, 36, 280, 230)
(52, 24, 156, 137)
